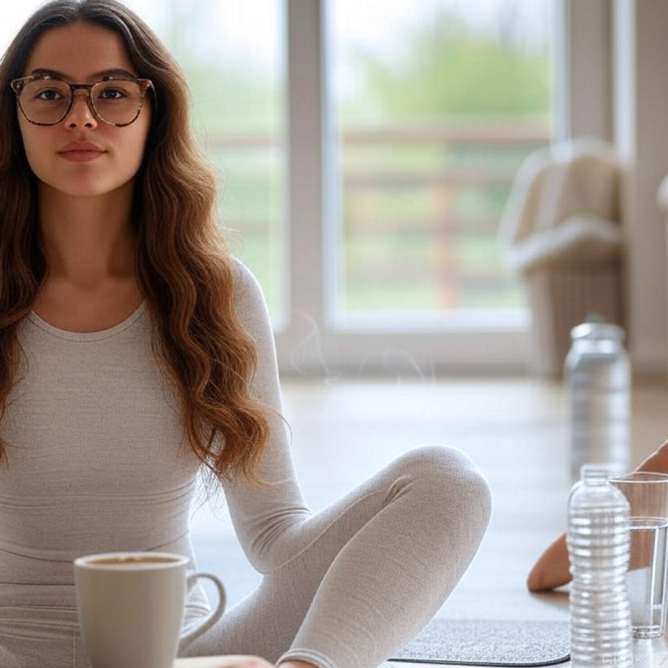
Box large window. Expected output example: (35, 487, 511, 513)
(151, 1, 285, 321)
(330, 0, 552, 326)
(1, 0, 555, 373)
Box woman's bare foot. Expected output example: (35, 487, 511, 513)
(526, 441, 668, 592)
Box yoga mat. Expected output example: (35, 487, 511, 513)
(390, 619, 570, 666)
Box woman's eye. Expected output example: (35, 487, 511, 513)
(36, 88, 64, 101)
(98, 88, 126, 100)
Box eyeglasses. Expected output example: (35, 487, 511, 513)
(10, 74, 153, 127)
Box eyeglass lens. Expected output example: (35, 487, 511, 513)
(17, 79, 144, 125)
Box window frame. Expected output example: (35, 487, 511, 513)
(274, 0, 565, 375)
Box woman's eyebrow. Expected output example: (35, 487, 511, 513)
(29, 67, 137, 79)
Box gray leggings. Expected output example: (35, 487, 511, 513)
(182, 445, 492, 668)
(0, 446, 490, 668)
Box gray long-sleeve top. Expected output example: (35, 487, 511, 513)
(0, 260, 311, 615)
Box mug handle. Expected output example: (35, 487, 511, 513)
(178, 572, 226, 651)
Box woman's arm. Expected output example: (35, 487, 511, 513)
(527, 533, 569, 592)
(220, 261, 313, 573)
(527, 441, 668, 592)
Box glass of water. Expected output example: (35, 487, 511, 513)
(610, 472, 668, 638)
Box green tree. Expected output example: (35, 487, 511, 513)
(157, 0, 278, 134)
(347, 6, 550, 121)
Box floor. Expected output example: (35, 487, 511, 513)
(188, 376, 668, 663)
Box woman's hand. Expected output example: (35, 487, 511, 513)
(527, 441, 668, 592)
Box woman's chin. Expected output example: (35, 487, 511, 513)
(38, 179, 134, 201)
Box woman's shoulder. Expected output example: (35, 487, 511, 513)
(229, 257, 268, 318)
(230, 256, 262, 297)
(231, 256, 254, 284)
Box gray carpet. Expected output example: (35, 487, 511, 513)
(390, 619, 570, 666)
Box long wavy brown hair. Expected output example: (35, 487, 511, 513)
(0, 0, 271, 483)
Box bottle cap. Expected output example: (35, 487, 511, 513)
(571, 312, 625, 342)
(580, 463, 626, 482)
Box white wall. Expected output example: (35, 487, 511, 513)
(557, 0, 612, 142)
(613, 0, 668, 375)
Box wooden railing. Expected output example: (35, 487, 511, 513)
(204, 120, 551, 310)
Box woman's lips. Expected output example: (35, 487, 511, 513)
(58, 150, 105, 162)
(57, 141, 106, 162)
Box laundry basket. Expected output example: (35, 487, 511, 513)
(500, 139, 625, 376)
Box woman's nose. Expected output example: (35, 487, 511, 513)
(65, 92, 98, 129)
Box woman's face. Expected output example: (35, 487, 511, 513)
(17, 21, 152, 200)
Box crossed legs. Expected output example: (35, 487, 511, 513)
(184, 446, 492, 668)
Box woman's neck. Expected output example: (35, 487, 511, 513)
(38, 184, 137, 288)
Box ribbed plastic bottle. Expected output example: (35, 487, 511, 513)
(568, 465, 632, 668)
(565, 314, 631, 485)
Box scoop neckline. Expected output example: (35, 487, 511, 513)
(28, 301, 147, 341)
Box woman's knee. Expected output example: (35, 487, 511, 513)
(394, 444, 487, 485)
(392, 445, 492, 528)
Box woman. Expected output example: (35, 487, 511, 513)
(0, 2, 492, 667)
(527, 444, 668, 592)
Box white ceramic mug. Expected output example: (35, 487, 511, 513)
(74, 551, 226, 668)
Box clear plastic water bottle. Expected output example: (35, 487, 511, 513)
(568, 465, 632, 668)
(565, 314, 631, 485)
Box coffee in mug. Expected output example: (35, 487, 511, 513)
(74, 551, 225, 668)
